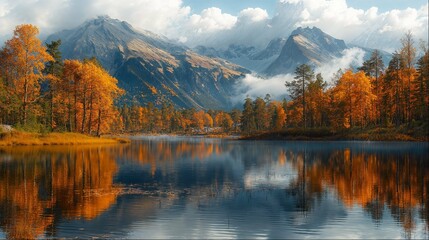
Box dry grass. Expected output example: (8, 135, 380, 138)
(241, 127, 428, 142)
(0, 131, 130, 146)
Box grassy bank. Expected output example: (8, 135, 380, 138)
(0, 131, 130, 146)
(240, 126, 429, 142)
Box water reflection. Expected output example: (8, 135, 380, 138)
(0, 139, 427, 239)
(0, 146, 120, 239)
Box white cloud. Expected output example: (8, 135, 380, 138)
(168, 0, 426, 52)
(233, 74, 292, 103)
(365, 7, 379, 20)
(0, 2, 9, 17)
(300, 9, 311, 20)
(315, 47, 366, 82)
(182, 0, 428, 52)
(188, 7, 237, 33)
(273, 0, 428, 51)
(233, 47, 366, 102)
(378, 7, 427, 34)
(0, 0, 191, 41)
(280, 0, 301, 4)
(238, 8, 269, 23)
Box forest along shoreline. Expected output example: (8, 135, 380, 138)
(1, 128, 427, 146)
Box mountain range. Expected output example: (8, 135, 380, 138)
(194, 26, 391, 76)
(47, 16, 248, 109)
(47, 16, 392, 109)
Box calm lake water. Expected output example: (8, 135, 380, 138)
(0, 137, 428, 239)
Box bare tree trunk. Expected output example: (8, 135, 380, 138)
(81, 86, 87, 133)
(68, 94, 73, 132)
(50, 89, 54, 131)
(302, 74, 306, 129)
(74, 78, 78, 132)
(87, 89, 93, 135)
(23, 77, 28, 125)
(97, 108, 102, 137)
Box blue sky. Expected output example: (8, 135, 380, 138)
(183, 0, 428, 15)
(0, 0, 426, 53)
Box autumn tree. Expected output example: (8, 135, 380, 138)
(384, 53, 405, 126)
(0, 77, 7, 124)
(204, 112, 214, 131)
(0, 38, 20, 125)
(331, 70, 375, 128)
(230, 109, 242, 132)
(161, 101, 174, 132)
(179, 108, 194, 132)
(60, 60, 83, 131)
(58, 59, 123, 135)
(42, 39, 63, 130)
(0, 24, 53, 125)
(253, 97, 268, 131)
(400, 32, 416, 124)
(84, 60, 123, 135)
(306, 73, 327, 127)
(270, 101, 286, 130)
(359, 50, 385, 124)
(192, 110, 206, 132)
(359, 50, 385, 80)
(414, 48, 429, 122)
(281, 98, 288, 126)
(215, 112, 234, 132)
(241, 97, 256, 133)
(286, 64, 314, 128)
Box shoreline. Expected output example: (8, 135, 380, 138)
(238, 128, 429, 142)
(0, 131, 130, 146)
(115, 130, 428, 142)
(1, 128, 427, 146)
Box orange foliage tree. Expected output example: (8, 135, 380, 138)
(269, 101, 286, 130)
(0, 24, 53, 125)
(215, 111, 234, 132)
(306, 73, 328, 128)
(58, 59, 123, 135)
(331, 70, 376, 128)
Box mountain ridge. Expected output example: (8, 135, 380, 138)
(47, 16, 248, 109)
(264, 26, 347, 76)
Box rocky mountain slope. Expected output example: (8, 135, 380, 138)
(47, 16, 248, 109)
(264, 27, 347, 76)
(195, 26, 392, 78)
(195, 38, 286, 73)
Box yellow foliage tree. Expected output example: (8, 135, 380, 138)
(0, 24, 53, 124)
(215, 112, 234, 132)
(59, 59, 123, 135)
(332, 70, 376, 128)
(270, 101, 286, 130)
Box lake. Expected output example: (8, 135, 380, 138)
(0, 137, 428, 239)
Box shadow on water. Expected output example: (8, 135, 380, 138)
(0, 139, 428, 239)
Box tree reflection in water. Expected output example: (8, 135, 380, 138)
(117, 140, 429, 237)
(283, 144, 428, 238)
(0, 140, 427, 239)
(0, 146, 120, 239)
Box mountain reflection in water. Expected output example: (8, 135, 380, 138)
(0, 138, 427, 239)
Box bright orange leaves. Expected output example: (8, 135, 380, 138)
(58, 59, 123, 135)
(331, 70, 376, 128)
(0, 24, 53, 124)
(0, 25, 123, 135)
